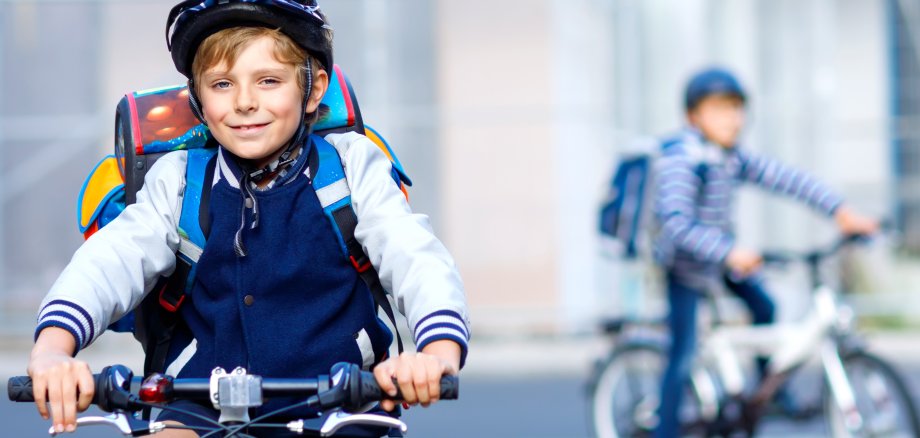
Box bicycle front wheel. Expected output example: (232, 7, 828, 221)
(589, 343, 705, 438)
(825, 350, 920, 438)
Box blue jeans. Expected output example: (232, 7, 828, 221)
(654, 273, 775, 438)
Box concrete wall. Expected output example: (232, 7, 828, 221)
(435, 1, 560, 333)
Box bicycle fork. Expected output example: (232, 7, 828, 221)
(691, 367, 720, 421)
(822, 339, 864, 434)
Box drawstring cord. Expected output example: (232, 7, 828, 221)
(233, 172, 261, 257)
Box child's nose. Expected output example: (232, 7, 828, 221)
(235, 87, 258, 113)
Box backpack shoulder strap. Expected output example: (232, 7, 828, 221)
(660, 134, 709, 179)
(104, 147, 215, 324)
(138, 147, 216, 379)
(310, 134, 405, 354)
(178, 148, 217, 260)
(161, 146, 217, 311)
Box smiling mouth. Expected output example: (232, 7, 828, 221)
(231, 123, 270, 131)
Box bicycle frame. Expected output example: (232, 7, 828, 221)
(691, 281, 863, 429)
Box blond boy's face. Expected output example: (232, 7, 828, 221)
(198, 36, 307, 167)
(688, 94, 745, 149)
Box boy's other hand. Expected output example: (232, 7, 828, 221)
(28, 327, 94, 433)
(725, 247, 763, 278)
(834, 206, 879, 236)
(373, 350, 458, 412)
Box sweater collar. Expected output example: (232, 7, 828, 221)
(215, 135, 313, 191)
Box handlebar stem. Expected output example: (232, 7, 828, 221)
(210, 366, 263, 424)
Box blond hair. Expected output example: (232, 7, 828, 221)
(191, 26, 319, 95)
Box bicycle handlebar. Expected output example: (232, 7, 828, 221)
(761, 233, 876, 267)
(8, 372, 115, 405)
(8, 363, 459, 412)
(8, 375, 38, 403)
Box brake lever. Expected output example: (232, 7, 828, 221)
(48, 412, 166, 437)
(318, 409, 407, 437)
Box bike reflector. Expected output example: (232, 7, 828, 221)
(139, 373, 174, 403)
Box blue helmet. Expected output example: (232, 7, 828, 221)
(684, 68, 746, 110)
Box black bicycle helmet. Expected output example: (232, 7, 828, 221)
(165, 0, 334, 79)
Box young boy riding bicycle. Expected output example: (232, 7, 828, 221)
(27, 2, 470, 436)
(652, 67, 877, 437)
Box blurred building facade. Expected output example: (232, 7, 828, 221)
(0, 0, 913, 336)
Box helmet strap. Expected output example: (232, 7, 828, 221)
(247, 60, 316, 183)
(187, 80, 207, 124)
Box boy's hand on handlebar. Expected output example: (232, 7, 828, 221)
(726, 247, 763, 278)
(28, 327, 94, 434)
(373, 347, 458, 412)
(834, 206, 879, 236)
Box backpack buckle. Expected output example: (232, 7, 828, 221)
(349, 255, 372, 273)
(158, 285, 186, 313)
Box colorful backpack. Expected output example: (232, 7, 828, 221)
(78, 65, 411, 375)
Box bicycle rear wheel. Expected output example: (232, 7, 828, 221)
(589, 343, 705, 438)
(825, 350, 920, 438)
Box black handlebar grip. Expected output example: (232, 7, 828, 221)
(91, 373, 109, 408)
(357, 371, 459, 401)
(761, 252, 791, 264)
(438, 375, 459, 400)
(7, 374, 109, 405)
(8, 376, 35, 402)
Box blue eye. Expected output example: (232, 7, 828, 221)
(213, 81, 231, 89)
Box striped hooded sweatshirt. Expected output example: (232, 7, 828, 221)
(653, 129, 844, 287)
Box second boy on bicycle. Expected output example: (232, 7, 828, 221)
(652, 67, 877, 438)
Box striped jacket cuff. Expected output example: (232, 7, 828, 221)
(821, 195, 845, 217)
(414, 309, 470, 369)
(712, 237, 734, 264)
(35, 300, 96, 353)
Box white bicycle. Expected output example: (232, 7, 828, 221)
(588, 235, 920, 437)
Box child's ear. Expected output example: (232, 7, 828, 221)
(305, 69, 329, 114)
(686, 109, 700, 127)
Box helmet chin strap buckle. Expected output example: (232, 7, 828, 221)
(248, 149, 296, 182)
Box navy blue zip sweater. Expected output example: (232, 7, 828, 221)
(166, 139, 392, 420)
